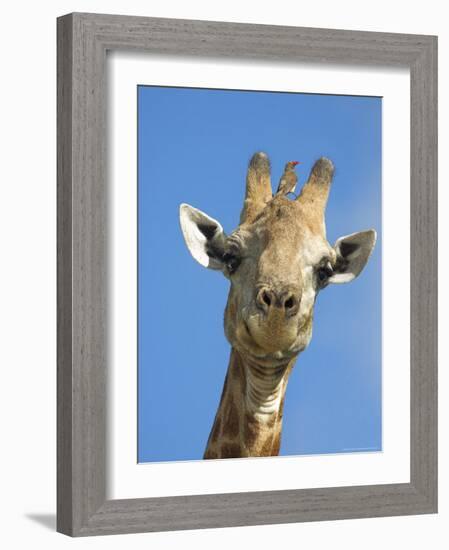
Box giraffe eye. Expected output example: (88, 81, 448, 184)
(316, 264, 333, 287)
(223, 252, 241, 275)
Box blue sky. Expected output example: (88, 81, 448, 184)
(138, 85, 382, 462)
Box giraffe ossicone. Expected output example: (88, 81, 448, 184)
(179, 152, 377, 459)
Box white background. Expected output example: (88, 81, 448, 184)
(0, 1, 445, 549)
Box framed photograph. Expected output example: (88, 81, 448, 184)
(57, 13, 437, 536)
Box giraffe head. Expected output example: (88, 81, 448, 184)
(180, 152, 376, 365)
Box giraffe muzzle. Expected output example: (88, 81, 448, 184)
(255, 286, 300, 318)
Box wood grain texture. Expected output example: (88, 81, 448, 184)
(57, 12, 438, 536)
(57, 13, 74, 536)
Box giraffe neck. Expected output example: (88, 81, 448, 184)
(204, 348, 296, 459)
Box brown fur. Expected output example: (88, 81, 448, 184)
(240, 152, 272, 224)
(204, 351, 292, 460)
(210, 416, 222, 443)
(243, 413, 260, 448)
(271, 434, 281, 456)
(204, 450, 218, 459)
(261, 437, 275, 456)
(221, 442, 243, 459)
(223, 398, 240, 439)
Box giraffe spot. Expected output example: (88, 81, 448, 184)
(221, 372, 229, 395)
(210, 416, 222, 443)
(234, 355, 247, 393)
(221, 443, 242, 459)
(231, 363, 240, 380)
(261, 437, 274, 456)
(266, 415, 277, 429)
(244, 413, 260, 448)
(231, 357, 246, 392)
(204, 450, 218, 460)
(224, 398, 239, 438)
(271, 434, 281, 456)
(227, 299, 236, 317)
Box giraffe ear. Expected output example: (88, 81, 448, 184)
(329, 230, 377, 284)
(179, 203, 227, 270)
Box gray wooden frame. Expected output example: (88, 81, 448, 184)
(57, 12, 437, 537)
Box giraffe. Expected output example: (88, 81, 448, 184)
(179, 152, 377, 459)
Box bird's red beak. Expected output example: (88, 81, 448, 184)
(291, 161, 300, 166)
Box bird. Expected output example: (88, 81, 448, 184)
(276, 161, 300, 196)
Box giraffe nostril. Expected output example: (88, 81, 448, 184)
(262, 290, 271, 307)
(256, 288, 273, 312)
(283, 292, 300, 315)
(256, 287, 299, 314)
